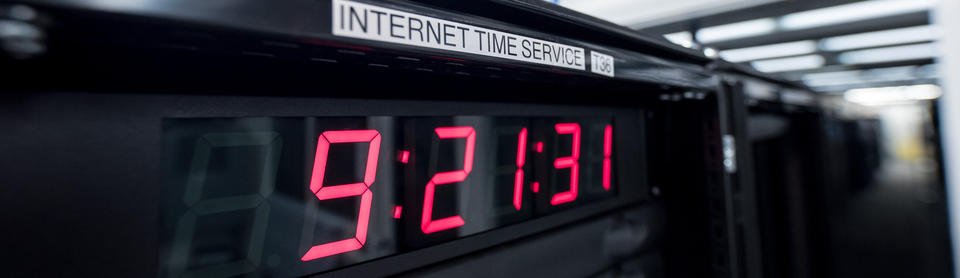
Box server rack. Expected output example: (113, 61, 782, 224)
(1, 1, 760, 277)
(712, 61, 864, 278)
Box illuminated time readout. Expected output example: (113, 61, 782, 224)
(159, 116, 616, 277)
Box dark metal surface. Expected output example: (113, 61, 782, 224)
(0, 92, 654, 277)
(8, 0, 716, 91)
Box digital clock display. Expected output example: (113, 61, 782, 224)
(159, 116, 616, 277)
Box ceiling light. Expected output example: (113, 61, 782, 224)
(663, 31, 694, 48)
(821, 25, 938, 51)
(780, 0, 935, 30)
(837, 43, 936, 64)
(704, 47, 719, 58)
(844, 84, 941, 105)
(720, 40, 817, 62)
(696, 18, 777, 44)
(802, 70, 864, 87)
(751, 54, 824, 72)
(803, 66, 925, 88)
(557, 0, 784, 28)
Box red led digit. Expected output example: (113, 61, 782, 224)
(513, 128, 528, 210)
(603, 125, 613, 191)
(393, 206, 403, 219)
(301, 130, 381, 261)
(551, 123, 580, 205)
(421, 126, 476, 234)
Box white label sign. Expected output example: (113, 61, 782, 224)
(590, 51, 615, 77)
(332, 0, 586, 71)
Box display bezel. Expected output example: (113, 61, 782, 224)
(0, 91, 651, 277)
(154, 95, 649, 277)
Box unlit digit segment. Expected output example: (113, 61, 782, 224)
(169, 132, 281, 278)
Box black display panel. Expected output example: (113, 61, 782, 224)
(159, 116, 616, 277)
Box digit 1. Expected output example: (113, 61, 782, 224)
(551, 123, 580, 205)
(421, 126, 476, 234)
(513, 128, 528, 210)
(301, 130, 381, 261)
(603, 125, 612, 191)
